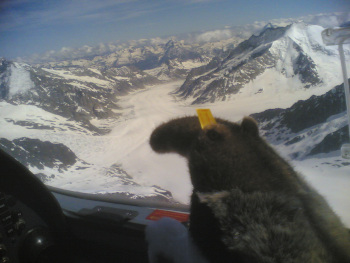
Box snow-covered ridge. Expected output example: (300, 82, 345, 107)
(176, 22, 349, 104)
(41, 68, 112, 88)
(272, 23, 340, 84)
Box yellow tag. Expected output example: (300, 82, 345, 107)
(196, 109, 217, 129)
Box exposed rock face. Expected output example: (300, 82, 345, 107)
(0, 137, 79, 170)
(0, 58, 11, 98)
(251, 81, 349, 159)
(0, 60, 159, 134)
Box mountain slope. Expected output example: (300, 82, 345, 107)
(0, 59, 163, 134)
(176, 23, 344, 104)
(0, 98, 177, 203)
(0, 58, 177, 203)
(251, 81, 349, 160)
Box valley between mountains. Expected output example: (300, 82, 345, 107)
(0, 18, 350, 226)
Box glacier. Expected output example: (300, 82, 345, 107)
(0, 18, 349, 228)
(2, 79, 349, 227)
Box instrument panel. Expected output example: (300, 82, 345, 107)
(0, 192, 49, 263)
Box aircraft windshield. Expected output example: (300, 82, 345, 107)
(0, 1, 349, 226)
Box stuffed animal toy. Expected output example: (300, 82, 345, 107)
(149, 113, 350, 263)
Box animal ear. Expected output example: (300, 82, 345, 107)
(241, 117, 259, 137)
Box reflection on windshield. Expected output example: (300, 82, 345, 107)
(0, 11, 350, 226)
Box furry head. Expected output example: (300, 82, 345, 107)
(150, 115, 350, 263)
(150, 116, 296, 193)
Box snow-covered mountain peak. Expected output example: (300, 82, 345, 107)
(269, 23, 324, 74)
(238, 22, 330, 58)
(249, 23, 290, 46)
(252, 22, 280, 36)
(283, 23, 325, 48)
(164, 39, 176, 49)
(176, 22, 348, 104)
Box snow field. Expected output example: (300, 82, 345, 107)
(8, 63, 35, 98)
(108, 81, 350, 227)
(1, 80, 349, 227)
(42, 68, 112, 88)
(294, 158, 350, 228)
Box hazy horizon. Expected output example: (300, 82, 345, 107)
(0, 0, 349, 60)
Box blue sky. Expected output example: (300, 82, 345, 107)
(0, 0, 349, 59)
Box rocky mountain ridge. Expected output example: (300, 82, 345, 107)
(175, 22, 341, 104)
(0, 59, 163, 134)
(31, 39, 220, 81)
(251, 81, 349, 160)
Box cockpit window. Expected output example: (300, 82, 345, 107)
(0, 1, 349, 225)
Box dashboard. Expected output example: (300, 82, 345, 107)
(0, 191, 51, 263)
(0, 189, 153, 263)
(0, 148, 189, 263)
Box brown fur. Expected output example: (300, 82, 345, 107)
(150, 116, 350, 263)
